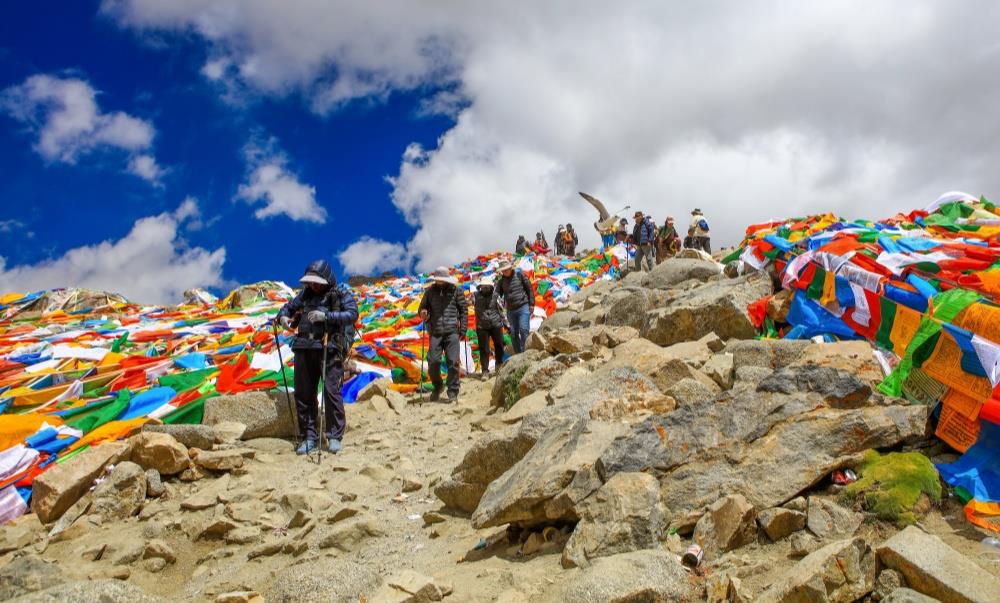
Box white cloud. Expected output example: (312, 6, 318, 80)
(107, 2, 1000, 266)
(1, 74, 163, 183)
(236, 140, 327, 223)
(0, 204, 226, 304)
(337, 236, 411, 276)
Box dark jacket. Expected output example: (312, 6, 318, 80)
(278, 283, 359, 352)
(474, 288, 504, 329)
(497, 270, 534, 311)
(634, 217, 655, 245)
(515, 237, 529, 255)
(419, 284, 469, 336)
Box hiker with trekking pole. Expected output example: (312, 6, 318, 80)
(418, 266, 468, 403)
(274, 260, 359, 457)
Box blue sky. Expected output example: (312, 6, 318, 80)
(2, 2, 999, 303)
(0, 1, 452, 299)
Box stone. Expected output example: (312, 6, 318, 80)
(92, 461, 146, 521)
(602, 337, 721, 393)
(192, 448, 245, 471)
(370, 570, 443, 602)
(130, 432, 190, 475)
(356, 377, 391, 401)
(215, 592, 262, 603)
(517, 358, 569, 398)
(665, 377, 719, 406)
(247, 538, 287, 560)
(112, 541, 145, 566)
(384, 389, 407, 413)
(0, 514, 43, 554)
(758, 364, 873, 408)
(0, 556, 65, 600)
(601, 287, 653, 331)
(758, 538, 875, 603)
(198, 516, 239, 540)
(570, 279, 617, 306)
(873, 569, 906, 601)
(281, 489, 335, 515)
(641, 257, 721, 289)
(877, 525, 1000, 603)
(728, 339, 811, 371)
(142, 538, 176, 564)
(783, 496, 807, 512)
(703, 352, 735, 390)
(525, 330, 547, 352)
(264, 558, 381, 603)
(181, 488, 218, 510)
(693, 494, 756, 559)
(539, 309, 579, 333)
(368, 395, 396, 415)
(562, 472, 670, 568)
(807, 497, 862, 539)
(502, 390, 549, 424)
(145, 469, 164, 498)
(757, 507, 806, 541)
(142, 557, 168, 573)
(203, 390, 296, 439)
(705, 573, 750, 603)
(317, 514, 385, 551)
(226, 526, 262, 545)
(641, 273, 774, 346)
(490, 349, 548, 408)
(142, 423, 216, 449)
(212, 421, 247, 442)
(790, 532, 820, 558)
(11, 579, 165, 603)
(30, 441, 130, 523)
(545, 325, 637, 355)
(882, 588, 940, 603)
(472, 417, 628, 528)
(561, 549, 691, 603)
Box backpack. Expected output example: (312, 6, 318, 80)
(324, 285, 357, 355)
(698, 219, 709, 232)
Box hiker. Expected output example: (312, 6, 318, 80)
(615, 218, 629, 244)
(531, 232, 550, 255)
(555, 225, 566, 255)
(418, 267, 468, 402)
(473, 277, 505, 378)
(632, 211, 656, 271)
(515, 235, 529, 255)
(276, 259, 358, 455)
(562, 224, 579, 256)
(656, 215, 680, 263)
(496, 259, 535, 354)
(688, 208, 711, 253)
(595, 222, 616, 248)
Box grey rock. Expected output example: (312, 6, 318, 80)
(789, 531, 820, 558)
(265, 557, 381, 603)
(758, 538, 875, 603)
(490, 349, 548, 408)
(561, 549, 692, 603)
(539, 310, 578, 333)
(316, 514, 385, 551)
(142, 423, 216, 449)
(569, 279, 617, 306)
(10, 579, 164, 603)
(874, 569, 906, 601)
(545, 325, 637, 355)
(641, 273, 773, 346)
(734, 365, 774, 384)
(517, 358, 569, 398)
(144, 469, 164, 498)
(203, 390, 296, 439)
(877, 525, 1000, 603)
(0, 515, 43, 554)
(355, 378, 391, 401)
(693, 494, 756, 559)
(525, 330, 547, 352)
(641, 258, 721, 290)
(562, 472, 670, 568)
(92, 461, 146, 521)
(728, 339, 811, 371)
(882, 589, 941, 603)
(758, 364, 873, 408)
(757, 507, 807, 541)
(807, 497, 862, 539)
(192, 449, 245, 472)
(601, 337, 720, 394)
(702, 353, 735, 390)
(665, 377, 719, 406)
(0, 556, 65, 601)
(601, 288, 652, 331)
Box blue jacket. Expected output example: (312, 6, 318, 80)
(634, 217, 656, 245)
(278, 283, 359, 352)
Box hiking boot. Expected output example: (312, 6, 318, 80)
(296, 439, 317, 455)
(447, 392, 458, 403)
(429, 386, 443, 402)
(327, 439, 342, 454)
(480, 370, 490, 380)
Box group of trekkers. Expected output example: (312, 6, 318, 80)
(275, 256, 537, 456)
(514, 224, 580, 257)
(595, 208, 712, 269)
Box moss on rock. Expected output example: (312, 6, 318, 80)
(841, 450, 941, 527)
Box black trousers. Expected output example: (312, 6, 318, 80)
(293, 348, 345, 442)
(476, 326, 506, 372)
(693, 236, 712, 253)
(428, 332, 461, 395)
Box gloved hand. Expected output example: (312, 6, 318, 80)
(274, 315, 292, 329)
(307, 310, 327, 323)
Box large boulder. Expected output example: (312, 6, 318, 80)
(641, 258, 721, 289)
(130, 432, 189, 475)
(601, 288, 652, 331)
(877, 525, 1000, 603)
(472, 416, 628, 529)
(641, 272, 774, 346)
(202, 390, 296, 438)
(562, 472, 670, 568)
(693, 494, 756, 559)
(31, 441, 130, 524)
(490, 350, 548, 408)
(757, 506, 807, 541)
(601, 338, 720, 394)
(0, 556, 65, 600)
(596, 364, 929, 531)
(728, 338, 811, 371)
(92, 461, 146, 521)
(758, 365, 873, 408)
(264, 557, 382, 603)
(545, 325, 638, 356)
(517, 358, 569, 398)
(757, 538, 875, 603)
(569, 279, 617, 306)
(538, 310, 578, 333)
(560, 550, 692, 603)
(142, 423, 216, 450)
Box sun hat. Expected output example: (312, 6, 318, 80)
(477, 277, 495, 288)
(497, 259, 514, 272)
(692, 208, 703, 215)
(428, 266, 458, 285)
(300, 273, 329, 285)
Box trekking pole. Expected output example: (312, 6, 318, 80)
(418, 322, 426, 403)
(317, 333, 328, 465)
(271, 318, 298, 448)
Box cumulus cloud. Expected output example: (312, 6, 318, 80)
(236, 140, 327, 223)
(0, 202, 226, 304)
(337, 236, 412, 276)
(106, 1, 1000, 271)
(1, 73, 164, 183)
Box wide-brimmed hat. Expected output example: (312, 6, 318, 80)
(428, 266, 458, 285)
(692, 208, 703, 215)
(497, 259, 514, 272)
(300, 273, 329, 285)
(477, 277, 495, 288)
